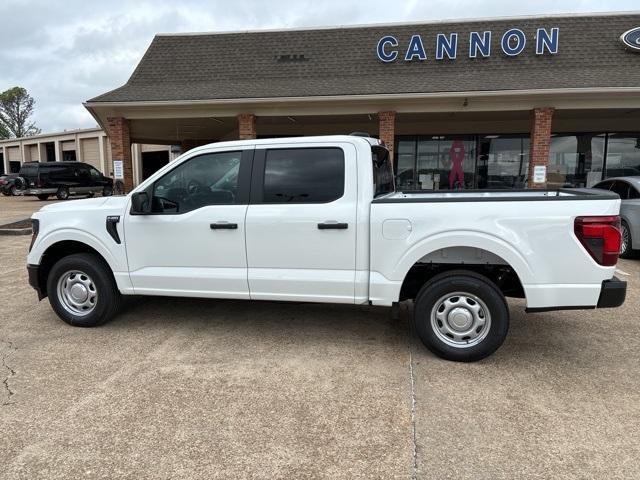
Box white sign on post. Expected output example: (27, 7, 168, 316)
(533, 165, 547, 184)
(113, 160, 124, 179)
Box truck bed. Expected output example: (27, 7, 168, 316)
(373, 188, 620, 203)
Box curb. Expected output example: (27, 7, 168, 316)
(0, 218, 32, 236)
(0, 228, 32, 236)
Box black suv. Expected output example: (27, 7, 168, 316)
(19, 162, 114, 200)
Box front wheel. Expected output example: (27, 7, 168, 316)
(413, 270, 509, 362)
(102, 186, 113, 197)
(46, 253, 122, 327)
(37, 194, 49, 201)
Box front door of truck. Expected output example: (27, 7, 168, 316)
(245, 143, 358, 303)
(124, 148, 253, 298)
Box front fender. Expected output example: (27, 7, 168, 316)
(28, 228, 126, 273)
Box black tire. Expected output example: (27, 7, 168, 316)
(413, 270, 509, 362)
(10, 185, 18, 196)
(619, 221, 634, 259)
(102, 186, 113, 197)
(46, 253, 122, 327)
(56, 187, 69, 200)
(37, 194, 50, 201)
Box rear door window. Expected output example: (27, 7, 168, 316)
(262, 148, 344, 203)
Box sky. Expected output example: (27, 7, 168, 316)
(1, 0, 637, 133)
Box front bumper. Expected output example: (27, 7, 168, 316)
(27, 263, 45, 300)
(597, 277, 627, 308)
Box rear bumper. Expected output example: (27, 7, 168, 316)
(526, 277, 626, 313)
(597, 277, 627, 308)
(27, 263, 45, 300)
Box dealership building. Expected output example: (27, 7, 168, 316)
(80, 12, 640, 192)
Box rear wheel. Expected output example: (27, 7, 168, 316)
(47, 253, 122, 327)
(56, 187, 69, 200)
(9, 185, 18, 196)
(413, 270, 509, 362)
(37, 194, 49, 201)
(620, 221, 634, 258)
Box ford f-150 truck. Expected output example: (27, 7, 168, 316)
(27, 135, 627, 361)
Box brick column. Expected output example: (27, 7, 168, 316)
(238, 114, 256, 140)
(528, 107, 554, 189)
(181, 140, 198, 153)
(107, 117, 133, 194)
(378, 111, 396, 163)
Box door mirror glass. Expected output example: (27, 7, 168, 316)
(130, 191, 150, 214)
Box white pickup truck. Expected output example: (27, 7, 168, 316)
(27, 135, 627, 361)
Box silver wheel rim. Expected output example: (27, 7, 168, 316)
(430, 291, 491, 348)
(57, 270, 98, 316)
(621, 224, 630, 254)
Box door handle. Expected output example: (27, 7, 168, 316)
(210, 222, 238, 230)
(317, 222, 348, 230)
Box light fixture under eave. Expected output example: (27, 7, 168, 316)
(463, 98, 469, 107)
(211, 118, 224, 124)
(287, 116, 297, 123)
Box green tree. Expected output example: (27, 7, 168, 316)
(0, 87, 41, 138)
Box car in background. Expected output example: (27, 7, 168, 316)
(0, 174, 24, 196)
(19, 162, 114, 200)
(592, 177, 640, 258)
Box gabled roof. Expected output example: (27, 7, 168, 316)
(88, 12, 640, 103)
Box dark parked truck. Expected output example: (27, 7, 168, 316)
(26, 136, 627, 362)
(19, 161, 114, 200)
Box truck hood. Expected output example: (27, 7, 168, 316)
(35, 196, 129, 215)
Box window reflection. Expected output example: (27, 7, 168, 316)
(548, 134, 605, 188)
(605, 134, 640, 177)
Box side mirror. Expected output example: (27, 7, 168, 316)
(130, 191, 150, 215)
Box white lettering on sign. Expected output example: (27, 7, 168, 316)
(377, 27, 559, 62)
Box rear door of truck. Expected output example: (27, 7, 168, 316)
(245, 141, 358, 303)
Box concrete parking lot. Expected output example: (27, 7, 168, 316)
(0, 195, 62, 225)
(1, 198, 639, 479)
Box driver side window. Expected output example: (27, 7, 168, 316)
(152, 151, 242, 213)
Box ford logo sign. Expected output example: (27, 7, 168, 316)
(620, 27, 640, 51)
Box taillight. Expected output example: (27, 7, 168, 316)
(0, 179, 6, 185)
(36, 180, 44, 188)
(574, 216, 621, 266)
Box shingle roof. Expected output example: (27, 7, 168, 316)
(88, 12, 640, 103)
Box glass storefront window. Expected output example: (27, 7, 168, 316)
(605, 134, 640, 177)
(395, 134, 528, 190)
(477, 135, 529, 189)
(396, 137, 417, 191)
(548, 134, 605, 188)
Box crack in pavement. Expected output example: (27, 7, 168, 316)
(1, 340, 17, 406)
(403, 302, 419, 480)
